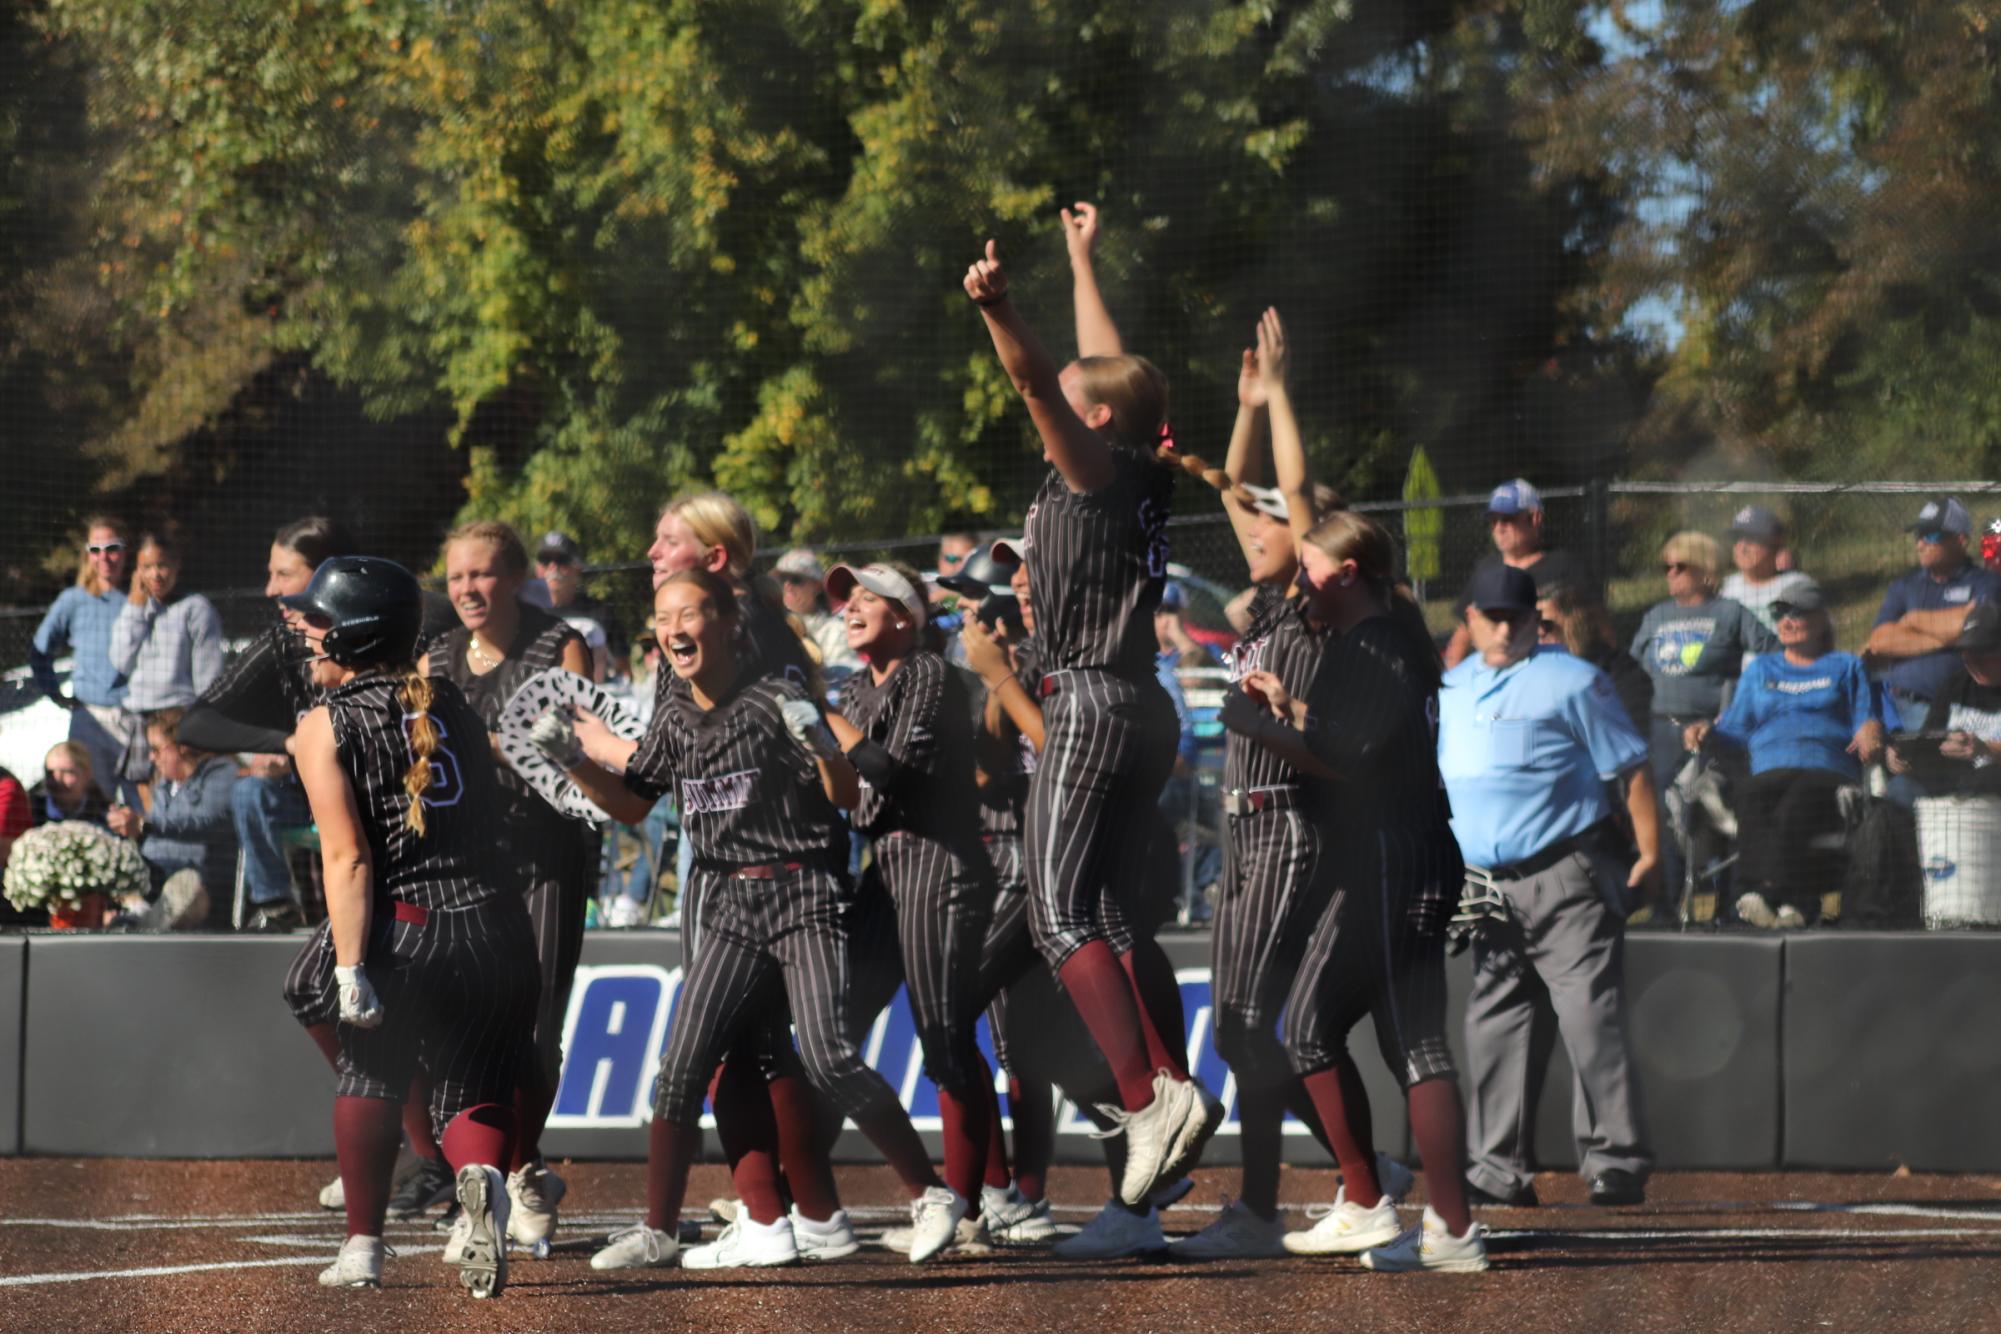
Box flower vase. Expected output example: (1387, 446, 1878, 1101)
(46, 892, 108, 931)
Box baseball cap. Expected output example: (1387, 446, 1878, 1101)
(535, 530, 581, 564)
(1486, 479, 1543, 517)
(1769, 579, 1826, 618)
(1957, 603, 2001, 653)
(1159, 581, 1187, 612)
(1464, 563, 1539, 614)
(1909, 497, 1972, 538)
(1729, 505, 1785, 545)
(989, 536, 1025, 565)
(773, 548, 824, 583)
(825, 563, 929, 628)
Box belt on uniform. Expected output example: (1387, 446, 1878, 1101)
(1223, 784, 1303, 818)
(694, 853, 842, 882)
(391, 900, 429, 926)
(1479, 818, 1619, 884)
(1037, 666, 1148, 699)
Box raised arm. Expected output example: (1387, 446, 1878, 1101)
(1221, 343, 1270, 564)
(1258, 308, 1316, 550)
(1062, 202, 1123, 358)
(965, 239, 1116, 494)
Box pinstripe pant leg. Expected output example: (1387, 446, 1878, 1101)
(884, 838, 994, 1095)
(842, 872, 904, 1046)
(522, 822, 596, 1090)
(771, 871, 907, 1121)
(1212, 810, 1325, 1091)
(976, 850, 1038, 1074)
(419, 899, 540, 1135)
(653, 880, 782, 1124)
(1024, 679, 1149, 966)
(283, 920, 338, 1027)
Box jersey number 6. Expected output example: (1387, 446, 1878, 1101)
(403, 714, 465, 809)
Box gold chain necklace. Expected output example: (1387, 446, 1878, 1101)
(467, 635, 503, 673)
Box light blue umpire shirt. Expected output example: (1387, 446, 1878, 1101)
(1439, 644, 1649, 869)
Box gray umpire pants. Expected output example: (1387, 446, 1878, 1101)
(1465, 846, 1652, 1195)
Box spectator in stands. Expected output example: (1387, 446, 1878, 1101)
(774, 548, 862, 674)
(1442, 480, 1589, 668)
(105, 708, 238, 930)
(30, 741, 112, 828)
(1888, 604, 2001, 794)
(1154, 581, 1217, 668)
(1539, 586, 1652, 734)
(932, 532, 977, 604)
(534, 530, 616, 681)
(107, 530, 224, 789)
(1719, 506, 1812, 641)
(1864, 497, 2001, 735)
(1684, 580, 1884, 928)
(0, 766, 34, 927)
(30, 514, 137, 806)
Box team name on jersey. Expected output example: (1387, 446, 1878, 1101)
(680, 769, 755, 815)
(1226, 630, 1270, 683)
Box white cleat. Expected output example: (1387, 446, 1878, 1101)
(505, 1159, 567, 1250)
(681, 1212, 799, 1269)
(1283, 1195, 1404, 1256)
(317, 1234, 386, 1288)
(1159, 1077, 1225, 1186)
(1361, 1206, 1491, 1273)
(590, 1223, 680, 1271)
(791, 1206, 860, 1261)
(448, 1164, 510, 1299)
(1053, 1199, 1166, 1260)
(708, 1197, 741, 1226)
(1108, 1071, 1196, 1206)
(981, 1185, 1057, 1245)
(878, 1214, 985, 1256)
(1168, 1200, 1288, 1260)
(318, 1174, 345, 1211)
(906, 1186, 971, 1264)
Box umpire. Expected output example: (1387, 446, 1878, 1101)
(1438, 565, 1657, 1208)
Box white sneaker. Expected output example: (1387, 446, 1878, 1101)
(1774, 904, 1807, 929)
(318, 1174, 345, 1211)
(1053, 1199, 1165, 1260)
(1361, 1205, 1490, 1273)
(1168, 1200, 1287, 1260)
(605, 896, 647, 928)
(1282, 1196, 1403, 1256)
(505, 1159, 567, 1249)
(1736, 891, 1778, 928)
(317, 1235, 386, 1288)
(906, 1186, 970, 1264)
(1160, 1077, 1225, 1185)
(681, 1212, 799, 1269)
(590, 1223, 680, 1271)
(708, 1197, 741, 1225)
(790, 1206, 860, 1261)
(448, 1165, 510, 1299)
(981, 1185, 1057, 1245)
(1108, 1071, 1196, 1206)
(878, 1214, 983, 1255)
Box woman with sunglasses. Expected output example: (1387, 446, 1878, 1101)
(30, 516, 137, 805)
(1629, 532, 1778, 891)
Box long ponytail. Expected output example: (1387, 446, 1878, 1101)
(399, 670, 438, 836)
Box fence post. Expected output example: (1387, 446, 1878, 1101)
(1587, 478, 1612, 600)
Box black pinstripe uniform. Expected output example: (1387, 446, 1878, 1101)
(1282, 616, 1462, 1089)
(1212, 585, 1337, 1088)
(327, 676, 539, 1135)
(836, 652, 995, 1095)
(438, 602, 597, 1102)
(623, 672, 908, 1125)
(972, 636, 1042, 1074)
(1020, 447, 1179, 966)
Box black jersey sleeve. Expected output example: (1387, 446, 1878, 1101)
(845, 655, 952, 796)
(1303, 623, 1415, 777)
(623, 672, 680, 803)
(177, 629, 299, 754)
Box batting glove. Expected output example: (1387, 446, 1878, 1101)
(779, 698, 842, 761)
(334, 964, 384, 1029)
(529, 707, 584, 769)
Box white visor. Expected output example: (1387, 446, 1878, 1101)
(825, 563, 929, 628)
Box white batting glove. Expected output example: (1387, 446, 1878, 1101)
(779, 698, 842, 760)
(529, 707, 584, 769)
(334, 964, 384, 1029)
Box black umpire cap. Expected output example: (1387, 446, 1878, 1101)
(1464, 564, 1539, 615)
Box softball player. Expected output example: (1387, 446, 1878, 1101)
(820, 562, 998, 1236)
(537, 568, 966, 1269)
(965, 237, 1223, 1205)
(426, 520, 596, 1249)
(286, 556, 539, 1299)
(1221, 510, 1486, 1273)
(1175, 308, 1350, 1258)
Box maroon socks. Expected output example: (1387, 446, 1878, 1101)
(332, 1095, 401, 1239)
(711, 1061, 787, 1226)
(769, 1071, 844, 1222)
(643, 1117, 700, 1233)
(1299, 1060, 1381, 1208)
(1057, 940, 1157, 1110)
(1409, 1077, 1472, 1236)
(1118, 942, 1190, 1081)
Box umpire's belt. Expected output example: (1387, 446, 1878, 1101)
(1223, 784, 1302, 818)
(1481, 818, 1619, 884)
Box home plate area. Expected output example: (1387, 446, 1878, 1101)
(5, 1161, 2001, 1332)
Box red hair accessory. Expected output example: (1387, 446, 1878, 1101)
(1158, 421, 1177, 454)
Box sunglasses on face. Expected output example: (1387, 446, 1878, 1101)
(1662, 561, 1690, 574)
(1918, 531, 1950, 545)
(939, 552, 967, 567)
(87, 543, 125, 556)
(1774, 608, 1809, 622)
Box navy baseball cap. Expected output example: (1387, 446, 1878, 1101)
(536, 530, 581, 564)
(1159, 581, 1188, 612)
(1486, 479, 1543, 516)
(1909, 497, 1972, 538)
(1464, 564, 1539, 615)
(1730, 505, 1785, 545)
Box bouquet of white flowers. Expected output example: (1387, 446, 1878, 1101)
(3, 821, 148, 913)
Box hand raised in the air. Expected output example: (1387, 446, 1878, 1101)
(528, 707, 583, 769)
(334, 964, 384, 1029)
(1237, 347, 1268, 410)
(964, 239, 1009, 307)
(1060, 202, 1102, 264)
(1255, 307, 1290, 391)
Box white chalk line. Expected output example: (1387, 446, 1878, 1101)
(0, 1257, 329, 1288)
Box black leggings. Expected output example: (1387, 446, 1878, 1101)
(1733, 766, 1848, 916)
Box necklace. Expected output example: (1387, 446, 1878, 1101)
(467, 635, 503, 673)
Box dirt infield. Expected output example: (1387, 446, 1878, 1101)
(4, 1160, 2001, 1332)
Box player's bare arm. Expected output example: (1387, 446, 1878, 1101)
(293, 705, 374, 970)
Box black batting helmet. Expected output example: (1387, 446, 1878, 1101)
(937, 545, 1018, 601)
(279, 555, 425, 669)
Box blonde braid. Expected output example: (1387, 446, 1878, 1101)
(399, 670, 438, 836)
